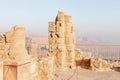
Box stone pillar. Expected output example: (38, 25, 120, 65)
(2, 25, 31, 80)
(48, 11, 76, 70)
(48, 11, 67, 70)
(0, 61, 3, 80)
(5, 25, 28, 60)
(64, 15, 76, 69)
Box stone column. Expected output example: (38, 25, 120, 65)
(5, 25, 28, 60)
(3, 25, 31, 80)
(64, 15, 76, 69)
(48, 11, 76, 70)
(48, 11, 67, 70)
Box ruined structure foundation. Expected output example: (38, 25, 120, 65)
(0, 25, 31, 80)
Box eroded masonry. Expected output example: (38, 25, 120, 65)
(0, 26, 31, 80)
(0, 11, 120, 80)
(48, 11, 120, 71)
(0, 26, 54, 80)
(48, 11, 76, 69)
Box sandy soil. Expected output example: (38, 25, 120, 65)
(54, 67, 120, 80)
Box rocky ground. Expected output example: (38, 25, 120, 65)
(54, 67, 120, 80)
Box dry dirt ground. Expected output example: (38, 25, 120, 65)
(54, 67, 120, 80)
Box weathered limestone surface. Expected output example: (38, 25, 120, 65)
(0, 35, 9, 59)
(6, 26, 28, 60)
(48, 11, 119, 72)
(0, 61, 3, 80)
(0, 25, 28, 61)
(75, 49, 91, 69)
(48, 11, 76, 69)
(30, 58, 39, 80)
(4, 62, 31, 80)
(0, 25, 31, 80)
(38, 57, 54, 80)
(0, 26, 54, 80)
(75, 49, 114, 71)
(90, 59, 112, 71)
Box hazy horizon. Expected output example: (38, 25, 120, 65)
(0, 0, 120, 43)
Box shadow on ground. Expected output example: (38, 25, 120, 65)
(111, 67, 120, 72)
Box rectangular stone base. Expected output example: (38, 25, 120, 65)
(0, 61, 3, 80)
(4, 62, 30, 80)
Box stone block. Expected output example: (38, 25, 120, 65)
(48, 22, 55, 32)
(3, 62, 30, 80)
(57, 44, 66, 52)
(56, 32, 64, 38)
(0, 61, 3, 80)
(48, 37, 55, 44)
(90, 59, 111, 71)
(65, 23, 72, 32)
(65, 34, 74, 44)
(64, 15, 72, 22)
(5, 25, 28, 60)
(56, 11, 65, 21)
(56, 38, 64, 44)
(55, 52, 66, 69)
(66, 44, 75, 50)
(48, 32, 56, 39)
(56, 22, 65, 32)
(38, 57, 54, 80)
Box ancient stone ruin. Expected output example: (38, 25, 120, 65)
(48, 11, 76, 69)
(0, 11, 120, 80)
(0, 25, 28, 61)
(0, 25, 31, 80)
(48, 11, 120, 72)
(6, 26, 28, 60)
(0, 25, 54, 80)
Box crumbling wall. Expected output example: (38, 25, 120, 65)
(64, 15, 76, 69)
(48, 20, 66, 69)
(0, 25, 28, 61)
(48, 11, 120, 72)
(75, 49, 114, 71)
(0, 61, 3, 80)
(6, 26, 28, 60)
(0, 34, 9, 59)
(0, 26, 54, 80)
(90, 59, 112, 71)
(75, 49, 91, 69)
(0, 26, 32, 80)
(48, 11, 76, 69)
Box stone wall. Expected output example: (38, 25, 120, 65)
(90, 59, 112, 71)
(0, 26, 54, 80)
(0, 25, 28, 61)
(0, 25, 31, 80)
(75, 49, 91, 69)
(48, 11, 120, 72)
(48, 11, 76, 70)
(6, 26, 28, 60)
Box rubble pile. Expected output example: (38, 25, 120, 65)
(90, 59, 112, 71)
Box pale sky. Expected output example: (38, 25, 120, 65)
(0, 0, 120, 43)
